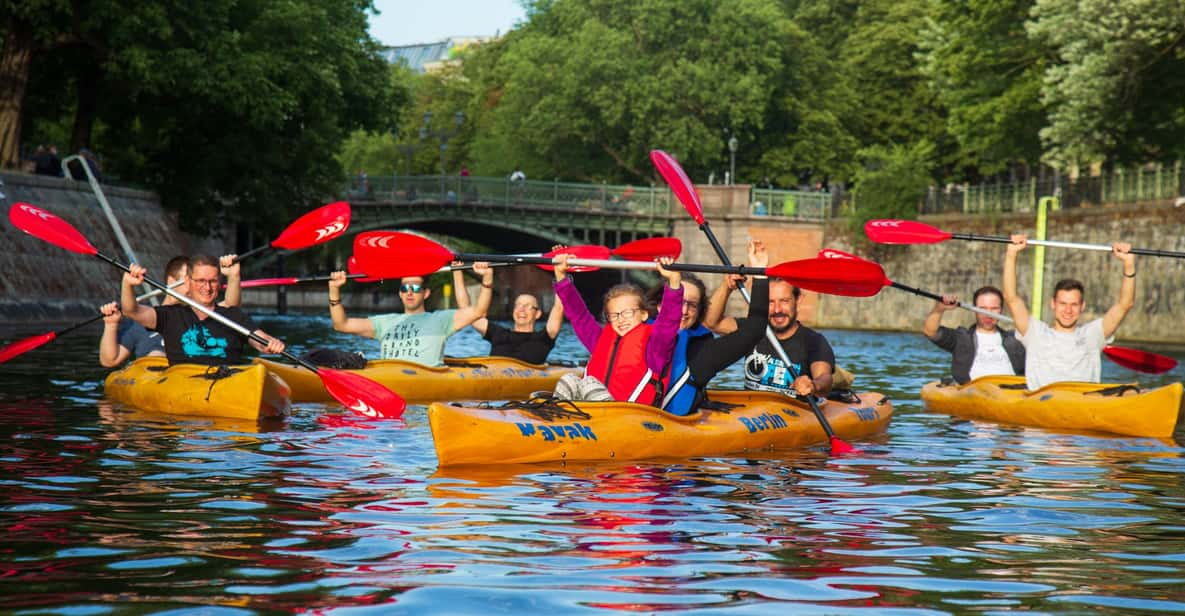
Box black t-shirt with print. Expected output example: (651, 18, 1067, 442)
(152, 304, 257, 366)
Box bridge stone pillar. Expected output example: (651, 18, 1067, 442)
(674, 195, 827, 326)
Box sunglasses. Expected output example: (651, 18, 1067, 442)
(400, 283, 424, 293)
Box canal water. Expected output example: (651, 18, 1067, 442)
(1, 314, 1183, 613)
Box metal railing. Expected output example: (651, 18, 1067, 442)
(347, 175, 833, 220)
(922, 162, 1185, 215)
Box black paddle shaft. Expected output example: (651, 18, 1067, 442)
(454, 251, 766, 275)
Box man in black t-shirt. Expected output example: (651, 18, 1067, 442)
(120, 255, 284, 366)
(703, 277, 835, 397)
(460, 281, 563, 364)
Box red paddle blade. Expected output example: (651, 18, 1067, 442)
(650, 150, 704, 224)
(829, 436, 861, 455)
(538, 245, 612, 272)
(318, 367, 407, 419)
(8, 203, 98, 256)
(1103, 345, 1178, 374)
(817, 248, 866, 261)
(346, 256, 383, 283)
(354, 231, 453, 279)
(864, 219, 952, 245)
(271, 201, 351, 250)
(766, 258, 889, 297)
(240, 277, 301, 288)
(0, 332, 57, 364)
(613, 237, 682, 261)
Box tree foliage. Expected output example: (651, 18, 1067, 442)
(5, 0, 400, 234)
(1028, 0, 1185, 167)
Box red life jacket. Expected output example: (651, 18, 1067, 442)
(586, 323, 662, 404)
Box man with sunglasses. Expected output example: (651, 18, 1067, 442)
(120, 255, 283, 366)
(327, 263, 494, 365)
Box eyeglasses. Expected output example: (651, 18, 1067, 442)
(513, 304, 540, 311)
(400, 283, 424, 293)
(681, 300, 699, 312)
(190, 278, 220, 287)
(605, 308, 640, 322)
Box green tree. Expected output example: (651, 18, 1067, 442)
(919, 0, 1048, 177)
(851, 141, 935, 227)
(1028, 0, 1185, 167)
(5, 0, 397, 234)
(462, 0, 808, 184)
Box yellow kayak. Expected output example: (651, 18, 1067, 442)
(254, 356, 581, 404)
(104, 356, 292, 420)
(429, 389, 893, 465)
(921, 375, 1184, 437)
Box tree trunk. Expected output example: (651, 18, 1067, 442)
(70, 61, 100, 152)
(0, 19, 35, 169)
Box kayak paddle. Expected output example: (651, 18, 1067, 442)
(820, 248, 1178, 375)
(232, 200, 352, 263)
(1102, 345, 1178, 374)
(1, 201, 353, 363)
(650, 148, 859, 455)
(0, 283, 186, 364)
(864, 219, 1185, 258)
(8, 202, 406, 418)
(353, 231, 887, 298)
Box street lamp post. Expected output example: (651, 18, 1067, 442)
(394, 126, 427, 176)
(728, 134, 739, 186)
(423, 110, 465, 177)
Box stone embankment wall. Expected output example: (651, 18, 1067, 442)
(812, 203, 1185, 345)
(1, 172, 223, 323)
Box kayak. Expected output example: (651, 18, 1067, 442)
(104, 356, 292, 420)
(428, 389, 893, 465)
(920, 375, 1184, 437)
(255, 356, 582, 404)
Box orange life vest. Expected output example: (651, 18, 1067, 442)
(585, 323, 662, 404)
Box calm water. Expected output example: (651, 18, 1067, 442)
(2, 314, 1184, 614)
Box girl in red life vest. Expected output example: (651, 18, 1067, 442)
(552, 253, 684, 403)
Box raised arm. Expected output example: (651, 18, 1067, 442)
(453, 265, 490, 335)
(454, 262, 494, 331)
(219, 254, 241, 307)
(545, 294, 564, 339)
(120, 264, 157, 330)
(704, 275, 741, 334)
(1101, 242, 1137, 338)
(922, 295, 959, 339)
(328, 271, 375, 337)
(1001, 234, 1030, 336)
(99, 302, 132, 368)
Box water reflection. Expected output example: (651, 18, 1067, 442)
(0, 315, 1183, 611)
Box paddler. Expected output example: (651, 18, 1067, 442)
(326, 262, 494, 366)
(922, 285, 1025, 384)
(119, 255, 282, 365)
(1003, 234, 1136, 389)
(100, 254, 243, 367)
(643, 239, 771, 415)
(704, 271, 836, 398)
(550, 253, 683, 402)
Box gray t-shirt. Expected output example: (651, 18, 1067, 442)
(369, 310, 457, 365)
(1017, 318, 1107, 389)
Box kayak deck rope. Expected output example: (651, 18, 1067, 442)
(193, 365, 244, 401)
(482, 395, 593, 422)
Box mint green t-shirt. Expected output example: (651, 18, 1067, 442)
(369, 310, 457, 365)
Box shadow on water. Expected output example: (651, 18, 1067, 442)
(1, 314, 1184, 612)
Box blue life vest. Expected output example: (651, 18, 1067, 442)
(659, 324, 713, 415)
